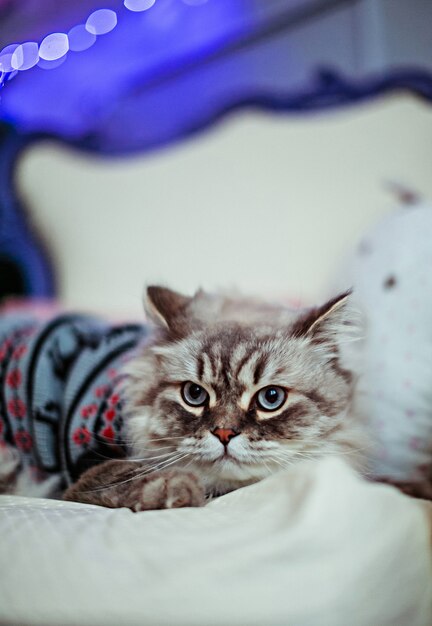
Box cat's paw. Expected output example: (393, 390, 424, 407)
(0, 444, 21, 494)
(131, 469, 205, 511)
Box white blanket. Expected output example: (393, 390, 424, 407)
(1, 458, 431, 626)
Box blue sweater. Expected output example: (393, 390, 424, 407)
(0, 314, 146, 487)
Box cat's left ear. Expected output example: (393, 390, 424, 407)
(292, 290, 354, 344)
(144, 286, 192, 330)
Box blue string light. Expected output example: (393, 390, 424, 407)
(67, 25, 97, 53)
(0, 0, 212, 87)
(0, 44, 19, 74)
(86, 9, 118, 36)
(11, 42, 39, 71)
(39, 33, 70, 62)
(124, 0, 156, 11)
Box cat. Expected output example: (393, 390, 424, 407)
(63, 285, 367, 510)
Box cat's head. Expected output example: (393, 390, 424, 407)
(124, 286, 361, 494)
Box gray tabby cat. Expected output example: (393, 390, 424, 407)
(64, 286, 365, 509)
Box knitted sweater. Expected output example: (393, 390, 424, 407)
(0, 314, 146, 487)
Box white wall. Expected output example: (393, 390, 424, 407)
(19, 93, 432, 317)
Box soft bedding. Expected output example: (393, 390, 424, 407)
(0, 457, 431, 626)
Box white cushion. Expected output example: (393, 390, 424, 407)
(0, 458, 431, 626)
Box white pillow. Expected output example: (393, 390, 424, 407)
(0, 458, 431, 626)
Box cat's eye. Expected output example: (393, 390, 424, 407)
(181, 381, 209, 407)
(256, 386, 287, 412)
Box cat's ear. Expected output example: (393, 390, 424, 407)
(292, 291, 354, 344)
(144, 286, 192, 330)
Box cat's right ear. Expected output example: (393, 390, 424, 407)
(144, 286, 192, 330)
(291, 291, 355, 345)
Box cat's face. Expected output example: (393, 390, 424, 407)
(125, 287, 360, 494)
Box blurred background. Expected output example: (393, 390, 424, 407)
(1, 0, 432, 317)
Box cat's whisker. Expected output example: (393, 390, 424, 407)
(79, 452, 188, 494)
(91, 434, 187, 447)
(135, 453, 187, 474)
(267, 455, 296, 471)
(92, 433, 174, 446)
(276, 451, 322, 465)
(130, 450, 180, 462)
(113, 454, 191, 485)
(129, 436, 187, 447)
(305, 442, 370, 457)
(143, 436, 187, 441)
(86, 449, 127, 462)
(179, 453, 198, 471)
(91, 443, 181, 462)
(261, 459, 274, 476)
(89, 434, 131, 446)
(269, 448, 321, 466)
(272, 444, 368, 466)
(129, 446, 177, 453)
(149, 453, 191, 473)
(85, 450, 178, 464)
(90, 433, 146, 447)
(335, 446, 364, 456)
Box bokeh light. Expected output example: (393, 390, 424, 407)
(39, 33, 69, 61)
(38, 55, 68, 71)
(10, 46, 23, 70)
(0, 1, 159, 82)
(68, 25, 97, 52)
(124, 0, 156, 11)
(11, 42, 39, 71)
(0, 44, 19, 73)
(86, 9, 118, 36)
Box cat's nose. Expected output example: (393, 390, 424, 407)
(212, 427, 239, 446)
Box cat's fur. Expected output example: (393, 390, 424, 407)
(63, 286, 367, 510)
